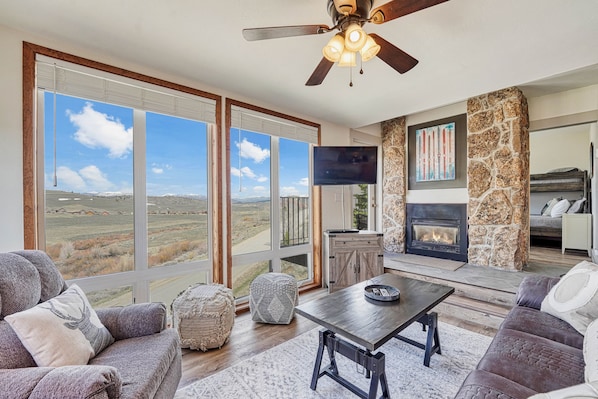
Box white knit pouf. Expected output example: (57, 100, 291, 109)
(249, 273, 298, 324)
(171, 283, 234, 351)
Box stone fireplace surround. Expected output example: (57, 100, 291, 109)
(382, 87, 529, 271)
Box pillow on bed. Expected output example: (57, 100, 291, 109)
(551, 199, 571, 217)
(542, 198, 560, 216)
(568, 198, 586, 214)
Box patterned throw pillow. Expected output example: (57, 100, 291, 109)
(541, 261, 598, 335)
(5, 284, 114, 367)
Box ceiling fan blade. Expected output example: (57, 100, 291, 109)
(370, 0, 449, 24)
(306, 58, 334, 86)
(242, 25, 331, 41)
(369, 34, 418, 74)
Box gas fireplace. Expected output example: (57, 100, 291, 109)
(406, 203, 468, 262)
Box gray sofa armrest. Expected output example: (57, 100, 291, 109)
(516, 275, 560, 310)
(0, 365, 121, 399)
(96, 302, 167, 340)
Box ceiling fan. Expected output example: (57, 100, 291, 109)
(242, 0, 449, 86)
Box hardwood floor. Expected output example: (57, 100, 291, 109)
(179, 288, 327, 389)
(528, 241, 591, 268)
(178, 245, 590, 390)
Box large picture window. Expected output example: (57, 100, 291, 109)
(227, 100, 321, 299)
(24, 44, 221, 307)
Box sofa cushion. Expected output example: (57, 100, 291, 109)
(516, 275, 560, 310)
(541, 261, 598, 335)
(0, 253, 41, 317)
(453, 369, 537, 399)
(0, 320, 36, 369)
(11, 250, 65, 301)
(501, 306, 583, 349)
(585, 318, 598, 383)
(5, 284, 114, 367)
(90, 328, 180, 399)
(477, 328, 584, 393)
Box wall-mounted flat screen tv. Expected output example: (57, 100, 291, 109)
(313, 146, 378, 186)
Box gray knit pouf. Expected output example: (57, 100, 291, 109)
(172, 283, 234, 351)
(249, 273, 298, 324)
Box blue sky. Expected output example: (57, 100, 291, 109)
(44, 93, 309, 198)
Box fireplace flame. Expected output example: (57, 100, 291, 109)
(415, 225, 458, 245)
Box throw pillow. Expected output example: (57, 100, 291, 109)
(542, 198, 560, 216)
(585, 318, 598, 382)
(527, 381, 598, 398)
(568, 198, 587, 214)
(550, 199, 571, 217)
(5, 284, 114, 367)
(541, 261, 598, 335)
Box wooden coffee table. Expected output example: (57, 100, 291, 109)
(295, 273, 454, 399)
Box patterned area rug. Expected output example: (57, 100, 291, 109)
(175, 321, 492, 399)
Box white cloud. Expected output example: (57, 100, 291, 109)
(68, 103, 133, 158)
(79, 165, 113, 191)
(240, 166, 257, 179)
(231, 166, 268, 184)
(152, 167, 164, 174)
(56, 166, 86, 191)
(237, 138, 270, 163)
(230, 167, 241, 177)
(55, 165, 115, 193)
(281, 186, 299, 196)
(253, 186, 266, 192)
(299, 177, 309, 186)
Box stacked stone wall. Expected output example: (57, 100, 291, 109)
(467, 87, 530, 270)
(381, 117, 407, 252)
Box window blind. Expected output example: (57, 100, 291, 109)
(230, 105, 319, 144)
(36, 55, 216, 124)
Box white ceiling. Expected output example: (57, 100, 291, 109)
(1, 0, 597, 128)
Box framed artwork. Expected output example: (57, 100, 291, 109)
(408, 114, 467, 190)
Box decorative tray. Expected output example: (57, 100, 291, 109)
(364, 284, 400, 302)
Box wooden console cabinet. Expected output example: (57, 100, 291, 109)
(562, 213, 592, 256)
(323, 231, 384, 293)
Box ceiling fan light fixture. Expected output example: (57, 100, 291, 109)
(344, 23, 367, 52)
(323, 34, 345, 62)
(360, 35, 381, 62)
(338, 50, 356, 67)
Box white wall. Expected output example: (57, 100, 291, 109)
(0, 26, 26, 251)
(529, 84, 598, 122)
(530, 124, 592, 174)
(0, 24, 353, 251)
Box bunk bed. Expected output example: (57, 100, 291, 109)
(529, 169, 590, 239)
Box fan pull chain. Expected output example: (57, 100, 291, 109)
(349, 66, 353, 87)
(53, 63, 58, 187)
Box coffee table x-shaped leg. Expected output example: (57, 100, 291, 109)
(310, 329, 390, 399)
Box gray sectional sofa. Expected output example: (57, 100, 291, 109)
(0, 250, 182, 399)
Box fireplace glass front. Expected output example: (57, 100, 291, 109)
(412, 224, 459, 246)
